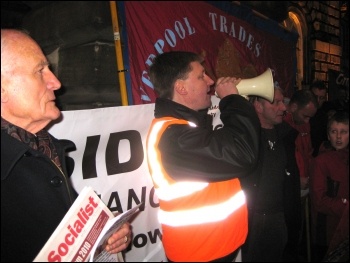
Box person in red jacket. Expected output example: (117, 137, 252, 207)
(146, 51, 260, 262)
(309, 111, 349, 261)
(283, 89, 318, 260)
(283, 89, 318, 197)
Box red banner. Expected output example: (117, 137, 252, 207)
(123, 1, 297, 104)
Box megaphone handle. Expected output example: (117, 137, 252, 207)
(215, 91, 249, 101)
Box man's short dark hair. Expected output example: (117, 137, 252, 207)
(289, 89, 319, 109)
(149, 51, 203, 99)
(327, 110, 349, 131)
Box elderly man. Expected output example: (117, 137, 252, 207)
(1, 29, 131, 262)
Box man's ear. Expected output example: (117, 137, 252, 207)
(253, 100, 263, 113)
(174, 80, 187, 95)
(1, 87, 9, 103)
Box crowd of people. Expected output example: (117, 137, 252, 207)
(1, 28, 348, 262)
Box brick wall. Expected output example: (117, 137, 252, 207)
(307, 1, 343, 84)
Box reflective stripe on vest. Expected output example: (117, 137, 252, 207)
(159, 190, 246, 226)
(147, 117, 245, 226)
(147, 118, 208, 200)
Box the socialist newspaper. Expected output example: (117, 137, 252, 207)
(33, 186, 140, 262)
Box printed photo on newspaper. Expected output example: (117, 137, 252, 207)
(89, 204, 142, 262)
(33, 186, 141, 262)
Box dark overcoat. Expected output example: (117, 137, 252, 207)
(1, 131, 77, 262)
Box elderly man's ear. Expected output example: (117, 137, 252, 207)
(1, 87, 9, 103)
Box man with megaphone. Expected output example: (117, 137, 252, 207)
(146, 51, 260, 262)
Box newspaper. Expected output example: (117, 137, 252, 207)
(33, 186, 140, 262)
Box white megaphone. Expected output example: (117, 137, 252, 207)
(215, 68, 274, 103)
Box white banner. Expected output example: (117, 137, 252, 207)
(48, 97, 223, 262)
(48, 103, 166, 262)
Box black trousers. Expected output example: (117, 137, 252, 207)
(242, 212, 287, 262)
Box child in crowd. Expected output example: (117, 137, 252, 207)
(309, 111, 349, 261)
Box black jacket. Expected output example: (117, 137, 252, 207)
(154, 95, 260, 182)
(1, 131, 77, 262)
(240, 121, 301, 227)
(279, 121, 302, 232)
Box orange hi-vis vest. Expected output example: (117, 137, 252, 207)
(146, 117, 248, 262)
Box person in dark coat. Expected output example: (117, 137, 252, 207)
(1, 29, 131, 262)
(309, 80, 336, 157)
(241, 87, 301, 262)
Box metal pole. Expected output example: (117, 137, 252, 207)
(109, 1, 129, 106)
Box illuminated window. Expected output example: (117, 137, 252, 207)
(282, 12, 304, 90)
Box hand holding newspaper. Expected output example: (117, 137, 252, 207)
(33, 186, 141, 262)
(89, 204, 141, 262)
